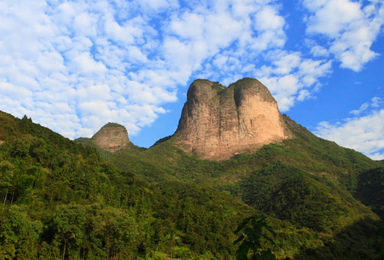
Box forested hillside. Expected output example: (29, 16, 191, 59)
(106, 115, 384, 259)
(1, 110, 384, 259)
(0, 111, 255, 259)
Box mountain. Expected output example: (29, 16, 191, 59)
(89, 78, 291, 161)
(173, 78, 292, 161)
(75, 122, 142, 154)
(1, 77, 384, 259)
(104, 78, 384, 258)
(91, 122, 131, 153)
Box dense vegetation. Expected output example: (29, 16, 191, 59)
(0, 112, 254, 259)
(355, 166, 384, 218)
(242, 162, 362, 232)
(1, 110, 384, 259)
(105, 115, 384, 259)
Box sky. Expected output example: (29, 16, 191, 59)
(0, 0, 383, 160)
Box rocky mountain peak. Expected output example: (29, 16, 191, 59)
(91, 123, 130, 153)
(173, 78, 292, 161)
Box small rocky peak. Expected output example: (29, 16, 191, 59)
(174, 78, 292, 161)
(91, 123, 130, 153)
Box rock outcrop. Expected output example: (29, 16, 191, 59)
(173, 78, 292, 161)
(91, 123, 130, 153)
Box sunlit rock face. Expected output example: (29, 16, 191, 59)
(92, 123, 130, 153)
(174, 78, 292, 161)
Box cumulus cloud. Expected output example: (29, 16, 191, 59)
(310, 45, 329, 57)
(315, 98, 384, 160)
(0, 0, 177, 139)
(1, 0, 380, 145)
(303, 0, 384, 71)
(0, 0, 295, 140)
(255, 51, 332, 111)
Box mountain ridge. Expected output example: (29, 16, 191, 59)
(0, 89, 384, 259)
(90, 78, 294, 161)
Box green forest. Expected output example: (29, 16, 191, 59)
(1, 110, 384, 259)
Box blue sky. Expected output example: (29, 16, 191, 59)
(0, 0, 383, 159)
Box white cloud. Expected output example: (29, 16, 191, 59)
(0, 82, 32, 98)
(304, 0, 362, 37)
(259, 74, 301, 111)
(256, 52, 332, 111)
(138, 0, 178, 13)
(104, 17, 143, 45)
(168, 12, 205, 40)
(371, 97, 382, 108)
(272, 53, 301, 75)
(0, 0, 363, 144)
(254, 5, 285, 31)
(298, 59, 332, 86)
(315, 98, 384, 160)
(0, 0, 183, 139)
(73, 12, 97, 36)
(350, 102, 370, 116)
(303, 0, 384, 71)
(310, 45, 329, 57)
(350, 97, 382, 115)
(73, 52, 108, 75)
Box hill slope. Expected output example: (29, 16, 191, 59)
(106, 113, 384, 259)
(1, 73, 384, 260)
(0, 111, 259, 259)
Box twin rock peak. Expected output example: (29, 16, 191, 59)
(91, 78, 293, 161)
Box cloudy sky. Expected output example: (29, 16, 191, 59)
(0, 0, 383, 159)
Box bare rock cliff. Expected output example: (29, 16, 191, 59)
(91, 123, 130, 153)
(173, 78, 292, 161)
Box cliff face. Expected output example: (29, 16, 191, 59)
(91, 123, 130, 153)
(173, 78, 292, 161)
